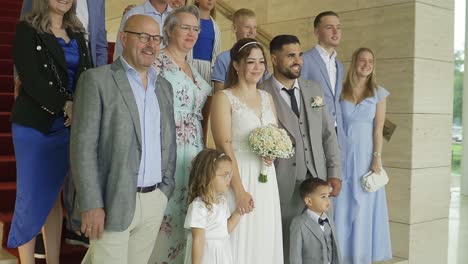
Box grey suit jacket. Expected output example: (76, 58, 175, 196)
(290, 213, 342, 264)
(262, 77, 341, 203)
(70, 59, 176, 231)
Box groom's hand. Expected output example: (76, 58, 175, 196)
(328, 178, 342, 197)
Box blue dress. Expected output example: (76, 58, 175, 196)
(333, 87, 392, 264)
(192, 18, 215, 62)
(8, 38, 80, 248)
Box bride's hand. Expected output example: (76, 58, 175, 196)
(236, 191, 254, 215)
(262, 157, 274, 167)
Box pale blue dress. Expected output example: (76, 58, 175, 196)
(333, 86, 392, 264)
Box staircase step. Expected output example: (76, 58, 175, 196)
(0, 76, 13, 94)
(0, 45, 13, 60)
(0, 156, 15, 183)
(0, 19, 16, 34)
(0, 213, 12, 250)
(0, 182, 15, 213)
(0, 133, 13, 156)
(0, 93, 13, 112)
(0, 60, 13, 76)
(374, 257, 408, 264)
(0, 113, 11, 133)
(1, 2, 22, 11)
(0, 247, 17, 264)
(0, 33, 13, 46)
(0, 9, 20, 20)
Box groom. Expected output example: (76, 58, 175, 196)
(262, 35, 342, 263)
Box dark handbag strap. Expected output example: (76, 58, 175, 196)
(44, 46, 73, 101)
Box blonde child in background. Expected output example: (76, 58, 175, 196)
(184, 149, 242, 264)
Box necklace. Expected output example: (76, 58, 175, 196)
(165, 48, 186, 67)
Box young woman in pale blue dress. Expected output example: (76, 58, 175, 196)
(333, 47, 392, 264)
(152, 6, 212, 264)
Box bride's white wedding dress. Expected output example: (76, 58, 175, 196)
(222, 89, 284, 264)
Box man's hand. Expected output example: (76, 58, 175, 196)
(81, 208, 105, 240)
(328, 178, 342, 197)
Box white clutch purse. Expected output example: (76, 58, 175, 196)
(361, 169, 389, 192)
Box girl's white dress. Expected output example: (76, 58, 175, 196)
(183, 196, 232, 264)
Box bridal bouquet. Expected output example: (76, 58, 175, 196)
(249, 124, 295, 183)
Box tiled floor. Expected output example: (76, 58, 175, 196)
(448, 175, 468, 264)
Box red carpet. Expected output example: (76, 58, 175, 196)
(0, 0, 17, 259)
(0, 1, 115, 263)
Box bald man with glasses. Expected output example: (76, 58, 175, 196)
(71, 15, 176, 264)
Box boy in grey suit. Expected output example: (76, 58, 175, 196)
(290, 178, 342, 264)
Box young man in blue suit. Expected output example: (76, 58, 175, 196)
(301, 11, 346, 192)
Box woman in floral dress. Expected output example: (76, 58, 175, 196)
(150, 5, 212, 264)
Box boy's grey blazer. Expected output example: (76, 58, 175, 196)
(290, 213, 342, 264)
(261, 77, 341, 203)
(70, 59, 176, 231)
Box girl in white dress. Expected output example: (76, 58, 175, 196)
(210, 38, 284, 264)
(184, 149, 242, 264)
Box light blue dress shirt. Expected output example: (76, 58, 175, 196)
(211, 50, 270, 84)
(114, 1, 173, 60)
(120, 57, 162, 187)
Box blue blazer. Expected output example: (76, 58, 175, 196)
(301, 46, 346, 164)
(21, 0, 108, 67)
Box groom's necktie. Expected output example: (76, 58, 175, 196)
(282, 87, 299, 117)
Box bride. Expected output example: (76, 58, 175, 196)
(210, 38, 284, 264)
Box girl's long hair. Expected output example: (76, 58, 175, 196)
(341, 47, 378, 101)
(188, 149, 232, 210)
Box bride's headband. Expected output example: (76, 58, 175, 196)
(238, 41, 260, 53)
(214, 153, 226, 162)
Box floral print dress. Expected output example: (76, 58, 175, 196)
(152, 50, 212, 264)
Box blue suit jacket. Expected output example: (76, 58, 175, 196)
(21, 0, 108, 67)
(301, 46, 346, 163)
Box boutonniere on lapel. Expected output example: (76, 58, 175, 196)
(310, 96, 325, 108)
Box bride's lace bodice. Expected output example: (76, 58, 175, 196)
(221, 89, 277, 152)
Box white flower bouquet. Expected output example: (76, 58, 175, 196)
(249, 124, 295, 183)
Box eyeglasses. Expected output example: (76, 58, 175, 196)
(216, 170, 233, 181)
(176, 24, 201, 33)
(124, 31, 164, 44)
